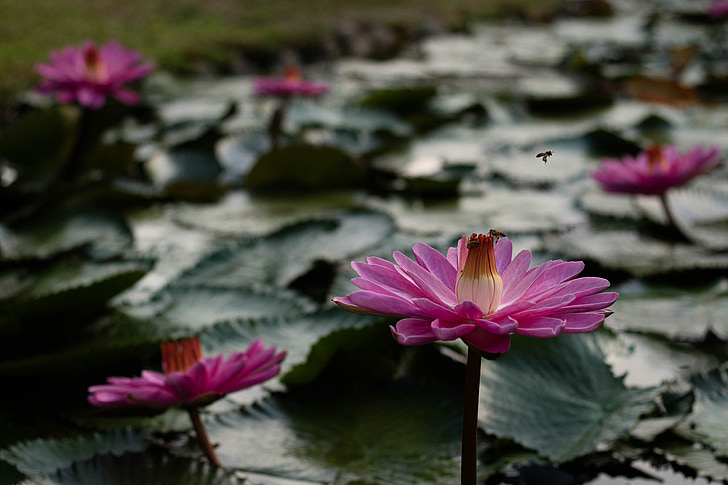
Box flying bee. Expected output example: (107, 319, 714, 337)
(488, 229, 506, 241)
(536, 150, 553, 163)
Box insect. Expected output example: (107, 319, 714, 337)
(488, 229, 506, 241)
(536, 150, 553, 163)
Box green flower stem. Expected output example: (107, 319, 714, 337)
(268, 99, 289, 151)
(187, 407, 221, 467)
(659, 192, 688, 240)
(462, 345, 482, 485)
(62, 107, 93, 181)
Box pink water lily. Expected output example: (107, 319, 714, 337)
(592, 144, 721, 196)
(88, 337, 285, 409)
(709, 0, 728, 18)
(334, 233, 617, 355)
(253, 67, 329, 98)
(36, 40, 154, 109)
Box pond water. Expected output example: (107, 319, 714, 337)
(2, 0, 728, 484)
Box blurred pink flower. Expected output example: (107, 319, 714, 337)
(253, 67, 329, 98)
(334, 233, 617, 355)
(88, 337, 285, 409)
(36, 40, 154, 109)
(709, 0, 728, 18)
(592, 145, 721, 196)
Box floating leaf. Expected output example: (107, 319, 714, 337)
(358, 86, 438, 116)
(0, 259, 150, 333)
(124, 285, 315, 332)
(0, 428, 148, 477)
(606, 281, 728, 340)
(479, 333, 660, 462)
(0, 106, 78, 192)
(199, 307, 381, 382)
(206, 380, 462, 484)
(244, 144, 365, 193)
(543, 226, 728, 278)
(673, 366, 728, 456)
(42, 452, 244, 485)
(0, 208, 133, 261)
(177, 211, 394, 288)
(657, 438, 728, 483)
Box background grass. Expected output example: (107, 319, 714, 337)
(0, 0, 559, 99)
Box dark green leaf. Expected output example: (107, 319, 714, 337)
(244, 144, 365, 193)
(177, 211, 394, 288)
(205, 380, 462, 484)
(0, 208, 133, 261)
(0, 428, 148, 477)
(199, 306, 381, 383)
(479, 333, 660, 462)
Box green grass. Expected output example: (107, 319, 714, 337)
(0, 0, 560, 99)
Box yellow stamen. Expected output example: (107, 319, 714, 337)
(284, 66, 301, 81)
(83, 47, 108, 82)
(646, 145, 669, 172)
(455, 233, 503, 315)
(161, 337, 203, 375)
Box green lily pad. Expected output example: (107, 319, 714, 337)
(170, 190, 365, 238)
(145, 148, 225, 202)
(199, 306, 381, 385)
(123, 285, 315, 332)
(0, 208, 134, 261)
(205, 380, 462, 484)
(635, 185, 728, 251)
(0, 105, 78, 192)
(40, 452, 245, 485)
(0, 428, 148, 477)
(479, 333, 660, 462)
(358, 86, 438, 116)
(543, 226, 728, 278)
(177, 211, 394, 289)
(244, 143, 365, 193)
(657, 438, 728, 483)
(0, 259, 150, 333)
(606, 280, 728, 340)
(673, 366, 728, 457)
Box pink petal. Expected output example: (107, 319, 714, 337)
(560, 312, 607, 333)
(431, 318, 476, 340)
(413, 242, 458, 289)
(462, 328, 511, 354)
(390, 318, 439, 345)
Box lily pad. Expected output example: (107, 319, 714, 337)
(205, 380, 462, 484)
(479, 333, 660, 462)
(41, 452, 244, 485)
(0, 259, 150, 333)
(177, 211, 394, 289)
(543, 226, 728, 278)
(673, 365, 728, 456)
(0, 428, 148, 477)
(0, 208, 134, 261)
(0, 105, 78, 192)
(199, 306, 382, 384)
(123, 285, 315, 332)
(605, 280, 728, 340)
(244, 143, 365, 193)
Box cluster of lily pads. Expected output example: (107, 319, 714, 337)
(2, 0, 728, 484)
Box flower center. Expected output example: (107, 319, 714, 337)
(161, 337, 203, 375)
(455, 233, 503, 315)
(83, 47, 108, 82)
(646, 145, 669, 172)
(284, 66, 302, 82)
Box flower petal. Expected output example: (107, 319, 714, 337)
(390, 318, 439, 345)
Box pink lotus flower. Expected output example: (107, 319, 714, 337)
(592, 145, 721, 196)
(334, 233, 617, 355)
(253, 67, 329, 98)
(88, 337, 285, 409)
(709, 0, 728, 18)
(36, 40, 154, 109)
